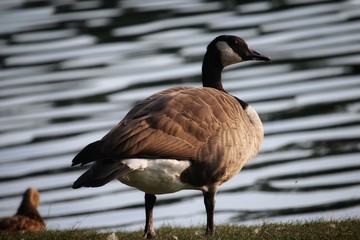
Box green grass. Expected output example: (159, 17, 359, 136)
(1, 219, 359, 240)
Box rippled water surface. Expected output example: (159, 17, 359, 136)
(0, 0, 360, 231)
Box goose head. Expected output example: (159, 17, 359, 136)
(27, 187, 41, 208)
(202, 35, 270, 90)
(209, 35, 270, 67)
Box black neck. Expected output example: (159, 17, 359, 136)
(201, 48, 249, 110)
(202, 50, 225, 92)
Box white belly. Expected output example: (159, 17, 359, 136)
(118, 159, 199, 194)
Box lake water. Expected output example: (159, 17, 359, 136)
(0, 0, 360, 232)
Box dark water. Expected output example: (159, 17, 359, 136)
(0, 0, 360, 231)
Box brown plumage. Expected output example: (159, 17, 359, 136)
(72, 35, 270, 238)
(0, 188, 45, 232)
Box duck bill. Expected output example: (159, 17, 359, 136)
(246, 48, 271, 61)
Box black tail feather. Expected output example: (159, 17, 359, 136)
(72, 161, 133, 189)
(72, 140, 102, 167)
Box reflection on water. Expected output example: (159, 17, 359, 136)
(0, 0, 360, 231)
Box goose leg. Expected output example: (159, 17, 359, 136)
(203, 187, 217, 236)
(143, 193, 156, 239)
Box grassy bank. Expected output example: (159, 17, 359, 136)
(1, 219, 359, 240)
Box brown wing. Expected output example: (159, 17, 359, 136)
(98, 87, 242, 161)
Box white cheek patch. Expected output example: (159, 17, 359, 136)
(216, 41, 242, 67)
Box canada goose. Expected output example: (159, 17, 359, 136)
(72, 35, 270, 238)
(0, 188, 45, 232)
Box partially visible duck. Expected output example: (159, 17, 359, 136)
(72, 35, 270, 238)
(0, 188, 45, 232)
